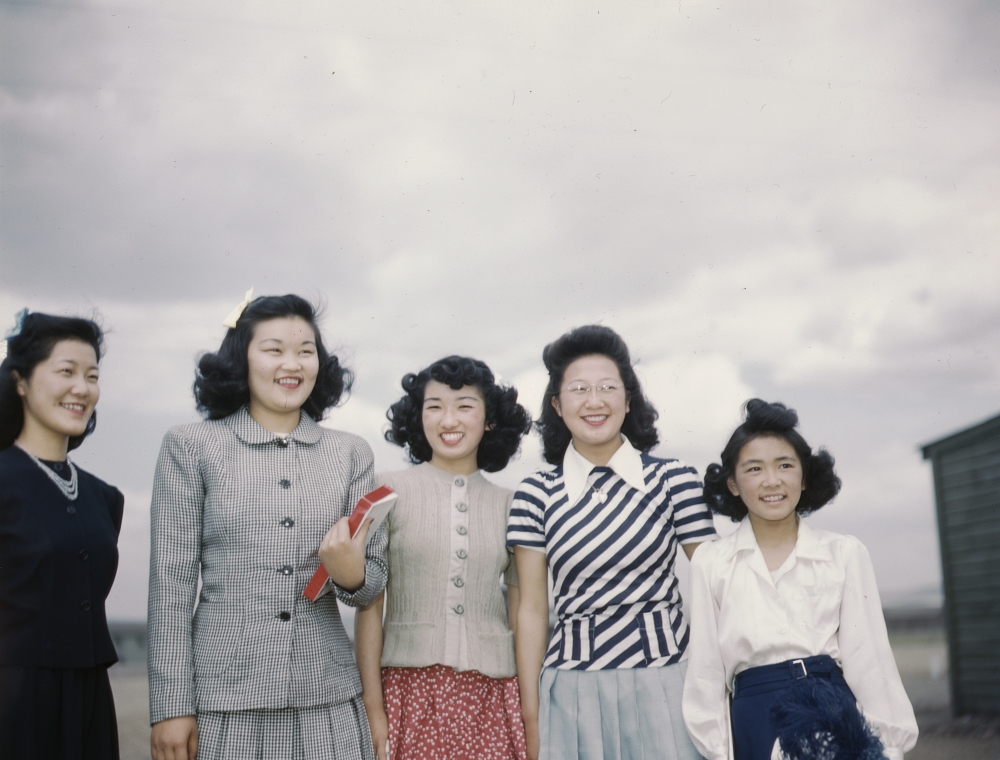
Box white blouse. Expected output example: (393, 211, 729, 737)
(682, 518, 918, 760)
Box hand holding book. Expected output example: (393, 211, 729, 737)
(304, 486, 397, 602)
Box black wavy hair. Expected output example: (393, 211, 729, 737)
(703, 399, 842, 522)
(0, 311, 105, 452)
(384, 355, 532, 473)
(535, 325, 659, 465)
(194, 294, 352, 420)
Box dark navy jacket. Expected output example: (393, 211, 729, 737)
(0, 445, 124, 668)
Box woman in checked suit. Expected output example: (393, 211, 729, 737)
(147, 293, 387, 760)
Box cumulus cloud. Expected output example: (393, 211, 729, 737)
(3, 0, 998, 615)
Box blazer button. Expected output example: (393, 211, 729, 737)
(275, 438, 289, 448)
(453, 577, 464, 588)
(456, 549, 468, 559)
(455, 477, 465, 487)
(79, 550, 89, 560)
(277, 611, 291, 621)
(279, 479, 291, 489)
(455, 503, 468, 513)
(281, 517, 295, 528)
(279, 565, 293, 576)
(66, 506, 77, 515)
(456, 526, 468, 536)
(454, 605, 465, 614)
(80, 600, 91, 611)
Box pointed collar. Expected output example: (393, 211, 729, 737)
(225, 406, 323, 446)
(733, 515, 833, 563)
(562, 436, 648, 506)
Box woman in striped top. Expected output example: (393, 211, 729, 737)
(507, 325, 717, 760)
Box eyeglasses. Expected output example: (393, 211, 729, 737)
(560, 383, 623, 398)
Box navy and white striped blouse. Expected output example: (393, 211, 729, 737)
(507, 445, 716, 671)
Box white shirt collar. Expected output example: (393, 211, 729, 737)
(562, 436, 649, 506)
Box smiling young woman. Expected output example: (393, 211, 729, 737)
(354, 356, 532, 760)
(507, 325, 717, 760)
(147, 294, 387, 760)
(683, 400, 918, 760)
(0, 311, 124, 760)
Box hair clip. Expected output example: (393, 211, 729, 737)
(3, 308, 28, 341)
(222, 288, 254, 329)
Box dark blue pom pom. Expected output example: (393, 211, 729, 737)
(771, 678, 887, 760)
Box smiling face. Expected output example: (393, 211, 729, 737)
(727, 435, 806, 528)
(246, 316, 319, 432)
(552, 354, 630, 465)
(421, 380, 488, 475)
(16, 339, 100, 448)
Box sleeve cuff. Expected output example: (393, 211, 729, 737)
(333, 563, 383, 608)
(883, 749, 904, 760)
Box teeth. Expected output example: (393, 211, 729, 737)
(441, 433, 463, 442)
(277, 379, 300, 387)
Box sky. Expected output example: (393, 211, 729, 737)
(2, 0, 998, 622)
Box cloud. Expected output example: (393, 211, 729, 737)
(4, 0, 999, 616)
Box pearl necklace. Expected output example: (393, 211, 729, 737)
(16, 443, 79, 501)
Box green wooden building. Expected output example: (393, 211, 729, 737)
(922, 411, 1000, 717)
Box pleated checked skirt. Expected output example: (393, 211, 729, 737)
(196, 696, 375, 760)
(538, 660, 700, 760)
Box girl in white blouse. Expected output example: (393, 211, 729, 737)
(682, 399, 918, 760)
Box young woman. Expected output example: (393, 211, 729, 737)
(355, 356, 533, 760)
(147, 293, 387, 760)
(507, 325, 717, 760)
(0, 310, 124, 760)
(682, 399, 918, 760)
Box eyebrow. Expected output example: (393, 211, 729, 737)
(423, 395, 481, 403)
(258, 338, 316, 345)
(740, 455, 797, 465)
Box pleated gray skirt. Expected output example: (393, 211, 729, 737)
(196, 696, 375, 760)
(538, 661, 699, 760)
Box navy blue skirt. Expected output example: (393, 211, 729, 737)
(730, 655, 883, 760)
(0, 665, 119, 760)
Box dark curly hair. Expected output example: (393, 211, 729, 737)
(194, 294, 352, 420)
(703, 399, 841, 522)
(1, 311, 105, 451)
(384, 356, 532, 473)
(536, 325, 659, 465)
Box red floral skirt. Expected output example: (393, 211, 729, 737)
(382, 665, 527, 760)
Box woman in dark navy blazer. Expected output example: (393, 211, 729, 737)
(0, 310, 124, 760)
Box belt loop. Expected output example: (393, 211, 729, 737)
(790, 659, 808, 679)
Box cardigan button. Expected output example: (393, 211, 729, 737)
(279, 479, 291, 489)
(454, 605, 465, 614)
(66, 506, 77, 515)
(80, 600, 91, 611)
(455, 503, 468, 513)
(79, 550, 89, 560)
(279, 565, 294, 576)
(455, 477, 465, 487)
(456, 549, 467, 560)
(281, 517, 295, 528)
(453, 577, 464, 588)
(277, 611, 291, 621)
(456, 526, 468, 536)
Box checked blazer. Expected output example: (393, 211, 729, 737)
(147, 407, 388, 724)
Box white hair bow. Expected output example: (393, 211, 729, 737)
(222, 288, 254, 329)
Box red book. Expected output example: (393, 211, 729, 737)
(303, 486, 398, 602)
